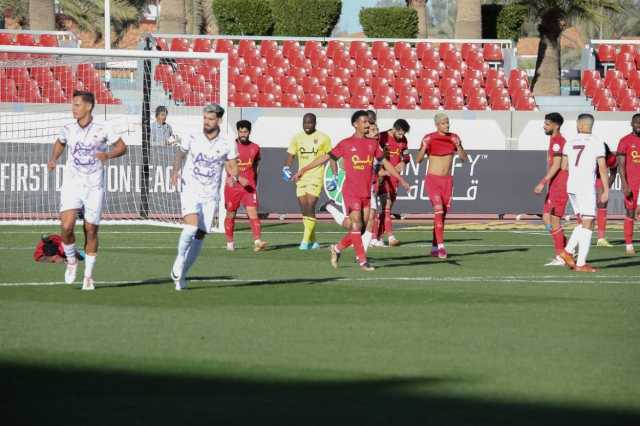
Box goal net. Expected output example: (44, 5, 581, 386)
(0, 40, 228, 229)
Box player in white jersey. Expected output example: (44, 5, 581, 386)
(47, 91, 127, 290)
(170, 104, 241, 290)
(560, 114, 609, 272)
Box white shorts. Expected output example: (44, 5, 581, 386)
(568, 191, 596, 218)
(59, 184, 104, 225)
(181, 191, 219, 233)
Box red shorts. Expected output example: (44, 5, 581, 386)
(343, 194, 371, 214)
(425, 173, 453, 210)
(624, 182, 640, 211)
(543, 188, 568, 217)
(224, 185, 258, 211)
(379, 176, 398, 201)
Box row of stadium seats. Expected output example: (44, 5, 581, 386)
(0, 32, 60, 48)
(155, 37, 536, 110)
(585, 44, 640, 111)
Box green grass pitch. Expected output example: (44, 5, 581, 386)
(1, 222, 639, 425)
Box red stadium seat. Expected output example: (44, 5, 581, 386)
(303, 93, 323, 108)
(467, 96, 488, 110)
(371, 41, 390, 59)
(234, 92, 255, 107)
(508, 78, 528, 96)
(0, 33, 13, 45)
(438, 42, 456, 60)
(325, 76, 344, 93)
(420, 95, 441, 110)
(420, 68, 440, 83)
(397, 95, 417, 110)
(257, 74, 276, 93)
(485, 68, 505, 82)
(310, 67, 329, 85)
(37, 34, 58, 47)
(349, 94, 370, 109)
(332, 66, 351, 84)
(416, 78, 435, 94)
(246, 66, 264, 84)
(483, 43, 503, 62)
(304, 41, 322, 58)
(170, 37, 190, 52)
(353, 67, 373, 84)
(392, 77, 412, 94)
(282, 40, 301, 59)
(490, 96, 511, 110)
(444, 50, 463, 71)
(596, 44, 616, 62)
(237, 39, 256, 57)
(185, 91, 206, 106)
(466, 52, 485, 71)
(309, 84, 328, 102)
(192, 38, 212, 52)
(0, 79, 19, 102)
(584, 77, 604, 98)
(416, 42, 433, 59)
(461, 43, 480, 61)
(508, 69, 528, 88)
(373, 95, 393, 109)
(302, 75, 319, 92)
(443, 68, 462, 86)
(214, 39, 234, 53)
(398, 86, 419, 99)
(326, 40, 345, 59)
(259, 40, 279, 58)
(620, 44, 639, 58)
(618, 61, 636, 80)
(514, 95, 536, 111)
(349, 41, 368, 59)
(16, 33, 36, 46)
(443, 94, 464, 110)
(419, 48, 440, 70)
(352, 84, 373, 100)
(310, 51, 332, 68)
(348, 76, 366, 94)
(326, 93, 346, 108)
(464, 68, 484, 84)
(330, 85, 350, 99)
(592, 87, 613, 106)
(399, 51, 419, 70)
(257, 92, 279, 107)
(616, 88, 637, 103)
(287, 65, 307, 82)
(394, 41, 411, 58)
(266, 67, 286, 82)
(618, 95, 640, 111)
(595, 95, 617, 111)
(281, 92, 301, 107)
(462, 78, 482, 97)
(486, 78, 506, 99)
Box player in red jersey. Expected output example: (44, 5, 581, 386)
(533, 113, 570, 266)
(224, 120, 268, 252)
(416, 113, 468, 259)
(294, 110, 410, 271)
(616, 113, 640, 256)
(374, 119, 411, 247)
(595, 143, 618, 247)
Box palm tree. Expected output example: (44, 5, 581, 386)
(158, 0, 187, 33)
(515, 0, 621, 96)
(455, 0, 481, 38)
(28, 0, 55, 30)
(406, 0, 429, 38)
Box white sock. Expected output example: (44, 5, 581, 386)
(183, 238, 203, 275)
(326, 204, 346, 227)
(437, 243, 445, 249)
(576, 227, 593, 267)
(362, 231, 372, 252)
(565, 225, 582, 255)
(63, 243, 77, 263)
(84, 254, 96, 278)
(627, 244, 634, 250)
(178, 224, 198, 258)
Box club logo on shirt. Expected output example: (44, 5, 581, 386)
(237, 158, 253, 171)
(351, 155, 372, 170)
(552, 143, 561, 152)
(299, 146, 318, 157)
(631, 150, 640, 163)
(193, 152, 220, 183)
(72, 141, 97, 168)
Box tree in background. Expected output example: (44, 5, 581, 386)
(212, 0, 273, 35)
(270, 0, 341, 37)
(513, 0, 621, 96)
(455, 0, 481, 38)
(496, 2, 528, 41)
(360, 6, 418, 38)
(406, 0, 428, 38)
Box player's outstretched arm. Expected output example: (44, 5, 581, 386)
(534, 156, 562, 194)
(381, 159, 410, 190)
(293, 154, 330, 181)
(171, 150, 186, 187)
(47, 140, 65, 172)
(597, 157, 609, 204)
(96, 138, 127, 162)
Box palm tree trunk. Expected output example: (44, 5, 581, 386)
(531, 11, 563, 96)
(455, 0, 481, 38)
(406, 0, 428, 38)
(199, 0, 218, 34)
(29, 0, 56, 30)
(158, 0, 186, 34)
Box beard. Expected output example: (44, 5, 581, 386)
(544, 130, 553, 136)
(238, 136, 249, 144)
(204, 125, 218, 134)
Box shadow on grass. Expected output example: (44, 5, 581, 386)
(448, 248, 529, 258)
(194, 276, 339, 289)
(97, 276, 234, 289)
(603, 259, 640, 269)
(3, 362, 638, 426)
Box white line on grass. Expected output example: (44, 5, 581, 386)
(1, 275, 638, 287)
(0, 229, 626, 235)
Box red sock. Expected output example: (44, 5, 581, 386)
(337, 233, 352, 251)
(597, 208, 607, 239)
(224, 217, 235, 242)
(550, 226, 565, 255)
(624, 217, 634, 245)
(434, 212, 444, 244)
(351, 231, 367, 264)
(384, 209, 393, 237)
(249, 218, 261, 241)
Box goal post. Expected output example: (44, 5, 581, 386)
(0, 43, 229, 230)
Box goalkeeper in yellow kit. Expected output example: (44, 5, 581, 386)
(283, 113, 334, 249)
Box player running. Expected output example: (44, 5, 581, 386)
(533, 113, 569, 266)
(224, 120, 267, 252)
(415, 113, 468, 259)
(375, 119, 411, 247)
(595, 143, 618, 247)
(47, 90, 127, 290)
(616, 113, 640, 255)
(283, 113, 332, 250)
(294, 110, 410, 271)
(170, 104, 240, 290)
(561, 114, 609, 272)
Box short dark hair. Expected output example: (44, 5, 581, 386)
(367, 110, 377, 124)
(236, 120, 252, 131)
(73, 90, 95, 111)
(393, 118, 410, 133)
(351, 110, 369, 125)
(155, 105, 168, 117)
(632, 113, 640, 121)
(544, 112, 564, 127)
(577, 113, 594, 122)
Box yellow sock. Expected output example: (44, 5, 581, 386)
(302, 216, 316, 243)
(309, 217, 318, 242)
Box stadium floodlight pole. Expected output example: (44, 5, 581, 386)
(104, 0, 111, 50)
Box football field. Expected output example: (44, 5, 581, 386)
(1, 222, 639, 425)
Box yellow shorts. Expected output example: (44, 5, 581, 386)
(296, 180, 323, 198)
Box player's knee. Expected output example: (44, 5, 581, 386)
(61, 223, 74, 236)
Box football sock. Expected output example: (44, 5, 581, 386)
(597, 208, 607, 239)
(326, 204, 346, 227)
(565, 224, 582, 255)
(351, 231, 367, 264)
(302, 216, 316, 243)
(434, 211, 445, 244)
(224, 217, 235, 242)
(250, 218, 261, 241)
(576, 227, 593, 267)
(84, 254, 96, 278)
(550, 226, 566, 255)
(375, 210, 384, 240)
(624, 217, 634, 245)
(384, 209, 393, 237)
(178, 224, 198, 259)
(337, 233, 352, 251)
(184, 238, 203, 275)
(62, 243, 77, 263)
(362, 230, 373, 253)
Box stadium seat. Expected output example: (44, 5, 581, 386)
(397, 95, 417, 110)
(303, 41, 322, 58)
(508, 69, 528, 88)
(467, 95, 488, 110)
(326, 93, 346, 108)
(353, 67, 373, 84)
(376, 67, 395, 82)
(483, 43, 503, 62)
(419, 95, 441, 110)
(618, 61, 636, 80)
(303, 93, 323, 108)
(596, 95, 617, 111)
(421, 68, 440, 83)
(371, 41, 390, 59)
(282, 40, 301, 59)
(419, 48, 441, 70)
(326, 40, 346, 59)
(309, 84, 328, 102)
(310, 51, 332, 69)
(256, 74, 275, 93)
(508, 78, 529, 96)
(439, 78, 459, 94)
(235, 92, 255, 107)
(462, 78, 482, 97)
(619, 44, 639, 58)
(37, 34, 59, 48)
(348, 76, 366, 94)
(445, 86, 464, 100)
(245, 65, 263, 84)
(185, 91, 205, 106)
(596, 44, 616, 62)
(618, 94, 640, 111)
(443, 68, 462, 86)
(461, 43, 480, 61)
(394, 41, 411, 58)
(514, 95, 536, 111)
(486, 78, 506, 99)
(237, 39, 256, 58)
(16, 33, 36, 46)
(415, 42, 433, 59)
(214, 39, 234, 53)
(352, 84, 373, 100)
(0, 78, 19, 102)
(398, 85, 419, 100)
(592, 87, 613, 106)
(265, 67, 286, 83)
(325, 76, 344, 93)
(309, 67, 329, 85)
(170, 37, 190, 52)
(399, 51, 419, 70)
(330, 85, 350, 99)
(466, 52, 485, 71)
(257, 92, 279, 107)
(416, 78, 436, 94)
(349, 41, 368, 59)
(490, 96, 511, 110)
(0, 33, 13, 45)
(332, 66, 351, 84)
(373, 94, 393, 109)
(418, 86, 441, 103)
(192, 38, 212, 52)
(392, 77, 412, 94)
(584, 77, 604, 98)
(443, 94, 464, 110)
(349, 94, 370, 108)
(438, 42, 456, 60)
(371, 76, 390, 94)
(444, 50, 463, 71)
